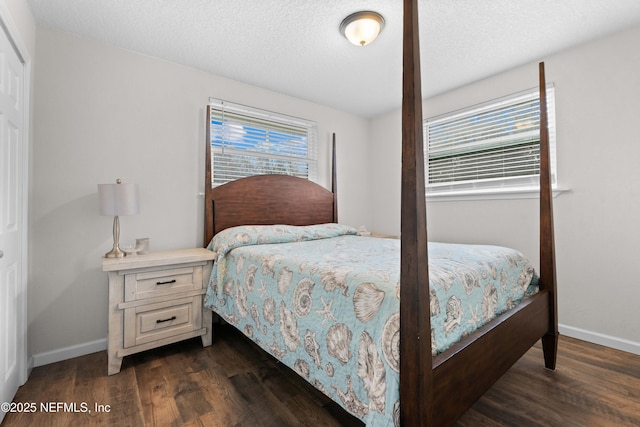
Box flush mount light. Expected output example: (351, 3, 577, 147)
(340, 11, 385, 47)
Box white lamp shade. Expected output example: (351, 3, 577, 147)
(98, 182, 139, 216)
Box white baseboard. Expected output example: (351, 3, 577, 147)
(559, 324, 640, 356)
(27, 356, 34, 380)
(32, 338, 107, 368)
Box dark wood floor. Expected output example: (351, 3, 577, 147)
(3, 325, 639, 426)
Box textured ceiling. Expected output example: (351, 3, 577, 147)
(26, 0, 640, 118)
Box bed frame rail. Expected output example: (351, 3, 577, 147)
(431, 291, 551, 425)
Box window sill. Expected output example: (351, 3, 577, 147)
(426, 186, 568, 202)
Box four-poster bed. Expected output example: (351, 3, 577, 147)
(202, 1, 558, 425)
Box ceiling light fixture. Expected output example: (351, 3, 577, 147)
(340, 11, 385, 47)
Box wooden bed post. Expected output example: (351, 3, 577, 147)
(331, 133, 338, 222)
(400, 0, 433, 425)
(204, 105, 213, 247)
(538, 62, 559, 369)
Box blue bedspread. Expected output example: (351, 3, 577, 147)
(204, 224, 538, 426)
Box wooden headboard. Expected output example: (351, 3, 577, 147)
(203, 130, 338, 246)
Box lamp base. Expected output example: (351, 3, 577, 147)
(104, 245, 125, 258)
(104, 215, 126, 258)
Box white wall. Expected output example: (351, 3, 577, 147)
(370, 25, 640, 352)
(29, 27, 372, 360)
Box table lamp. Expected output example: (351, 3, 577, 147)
(98, 179, 139, 258)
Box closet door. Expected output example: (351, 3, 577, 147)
(0, 17, 26, 422)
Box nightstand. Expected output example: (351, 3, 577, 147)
(102, 248, 215, 375)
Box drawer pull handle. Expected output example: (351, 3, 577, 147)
(156, 279, 177, 286)
(156, 316, 177, 324)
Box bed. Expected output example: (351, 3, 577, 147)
(202, 1, 558, 425)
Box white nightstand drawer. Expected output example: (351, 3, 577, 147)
(123, 296, 202, 348)
(125, 266, 202, 301)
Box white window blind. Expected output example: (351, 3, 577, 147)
(425, 85, 556, 195)
(209, 99, 318, 186)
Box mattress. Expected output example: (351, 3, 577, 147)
(204, 224, 538, 426)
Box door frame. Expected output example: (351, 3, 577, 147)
(0, 2, 32, 387)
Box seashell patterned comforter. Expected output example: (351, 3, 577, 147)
(204, 223, 538, 426)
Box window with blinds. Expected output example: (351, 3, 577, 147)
(425, 85, 556, 195)
(208, 99, 318, 187)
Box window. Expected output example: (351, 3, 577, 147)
(208, 99, 318, 187)
(424, 85, 556, 198)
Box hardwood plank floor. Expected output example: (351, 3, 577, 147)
(2, 325, 639, 426)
